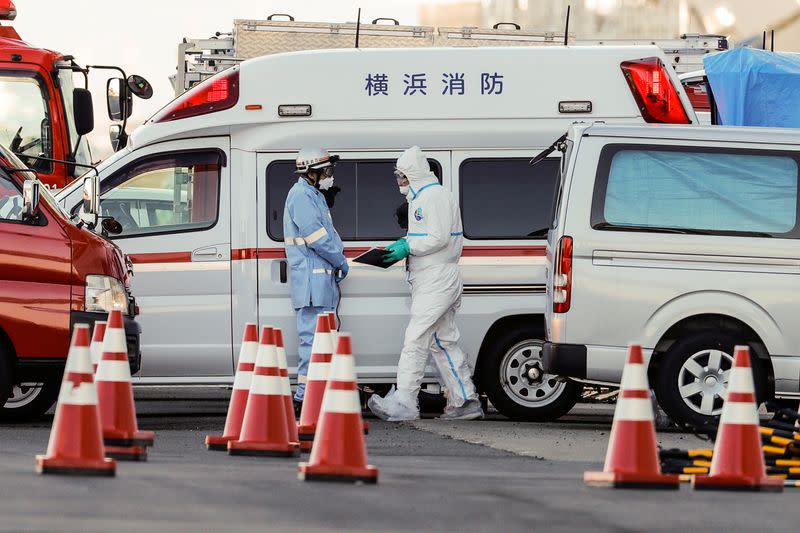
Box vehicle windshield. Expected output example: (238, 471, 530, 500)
(0, 72, 53, 173)
(57, 66, 93, 174)
(0, 143, 61, 214)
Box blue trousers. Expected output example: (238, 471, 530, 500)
(294, 305, 334, 402)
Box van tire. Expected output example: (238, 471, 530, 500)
(0, 380, 60, 422)
(654, 331, 766, 429)
(0, 343, 12, 408)
(477, 328, 581, 421)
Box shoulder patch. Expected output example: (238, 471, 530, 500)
(414, 207, 424, 221)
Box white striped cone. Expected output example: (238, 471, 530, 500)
(36, 325, 115, 476)
(299, 333, 378, 483)
(95, 309, 153, 449)
(228, 326, 299, 457)
(205, 323, 259, 450)
(274, 328, 300, 445)
(90, 321, 106, 374)
(585, 344, 677, 488)
(694, 346, 782, 492)
(298, 315, 334, 447)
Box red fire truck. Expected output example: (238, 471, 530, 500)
(0, 0, 152, 189)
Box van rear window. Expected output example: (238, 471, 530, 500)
(591, 146, 799, 237)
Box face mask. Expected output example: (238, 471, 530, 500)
(399, 185, 410, 196)
(318, 176, 335, 191)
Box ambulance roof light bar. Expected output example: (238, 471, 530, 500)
(0, 0, 17, 21)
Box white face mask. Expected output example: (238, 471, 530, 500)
(399, 185, 410, 196)
(318, 176, 335, 191)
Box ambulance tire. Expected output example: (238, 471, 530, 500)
(0, 343, 11, 409)
(0, 379, 60, 422)
(478, 328, 581, 421)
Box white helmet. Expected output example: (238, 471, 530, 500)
(295, 147, 339, 174)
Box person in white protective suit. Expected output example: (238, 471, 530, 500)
(368, 146, 484, 421)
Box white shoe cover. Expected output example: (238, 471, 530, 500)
(367, 386, 420, 422)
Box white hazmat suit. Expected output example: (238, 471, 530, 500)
(368, 146, 482, 421)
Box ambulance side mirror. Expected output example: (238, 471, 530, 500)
(81, 175, 100, 227)
(107, 78, 133, 121)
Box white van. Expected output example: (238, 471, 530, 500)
(58, 46, 698, 420)
(543, 122, 800, 426)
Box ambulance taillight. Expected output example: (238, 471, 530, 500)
(552, 236, 572, 314)
(620, 57, 690, 124)
(153, 68, 239, 123)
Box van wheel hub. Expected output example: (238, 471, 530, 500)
(500, 340, 565, 407)
(678, 349, 733, 416)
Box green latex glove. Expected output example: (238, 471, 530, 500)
(383, 238, 410, 263)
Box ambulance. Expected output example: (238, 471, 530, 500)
(57, 45, 698, 420)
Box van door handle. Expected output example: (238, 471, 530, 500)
(192, 245, 227, 261)
(279, 260, 288, 283)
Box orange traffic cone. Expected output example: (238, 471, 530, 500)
(693, 346, 783, 492)
(90, 321, 106, 374)
(299, 333, 378, 484)
(206, 323, 259, 450)
(584, 344, 679, 489)
(95, 309, 153, 461)
(297, 315, 334, 451)
(228, 326, 299, 457)
(274, 328, 301, 448)
(36, 325, 116, 476)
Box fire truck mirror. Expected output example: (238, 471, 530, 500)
(72, 88, 94, 136)
(127, 74, 153, 100)
(106, 78, 132, 121)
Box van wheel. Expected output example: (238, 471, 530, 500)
(477, 328, 581, 421)
(654, 331, 766, 428)
(0, 380, 60, 421)
(0, 346, 11, 408)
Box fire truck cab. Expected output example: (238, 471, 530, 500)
(0, 0, 152, 189)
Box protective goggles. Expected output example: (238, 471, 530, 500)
(394, 169, 408, 185)
(321, 165, 335, 177)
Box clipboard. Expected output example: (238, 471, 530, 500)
(352, 247, 400, 269)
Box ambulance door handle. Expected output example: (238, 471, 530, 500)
(279, 260, 288, 283)
(192, 245, 228, 261)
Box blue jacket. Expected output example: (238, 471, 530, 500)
(283, 178, 346, 309)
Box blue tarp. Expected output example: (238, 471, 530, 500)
(704, 47, 800, 127)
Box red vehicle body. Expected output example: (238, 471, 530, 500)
(0, 143, 140, 419)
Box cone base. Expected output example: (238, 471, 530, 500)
(692, 474, 784, 492)
(228, 440, 300, 457)
(298, 427, 316, 441)
(105, 444, 148, 462)
(584, 470, 680, 489)
(36, 455, 116, 477)
(104, 429, 155, 447)
(205, 434, 236, 451)
(298, 462, 378, 484)
(300, 440, 313, 452)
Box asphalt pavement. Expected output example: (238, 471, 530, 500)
(1, 391, 799, 532)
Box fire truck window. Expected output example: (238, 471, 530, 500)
(0, 74, 53, 174)
(460, 157, 559, 239)
(99, 152, 221, 238)
(266, 158, 441, 241)
(0, 172, 24, 222)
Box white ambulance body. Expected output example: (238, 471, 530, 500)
(58, 45, 698, 420)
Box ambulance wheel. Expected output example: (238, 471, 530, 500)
(478, 329, 581, 421)
(0, 380, 60, 421)
(654, 331, 767, 429)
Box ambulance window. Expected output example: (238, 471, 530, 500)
(99, 151, 221, 238)
(0, 171, 24, 222)
(460, 158, 559, 239)
(266, 158, 441, 241)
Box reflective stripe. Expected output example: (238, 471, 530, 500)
(615, 397, 653, 421)
(728, 367, 755, 394)
(307, 361, 331, 381)
(434, 332, 468, 402)
(311, 331, 333, 355)
(276, 347, 288, 371)
(284, 237, 306, 246)
(328, 355, 356, 381)
(312, 268, 333, 274)
(95, 360, 131, 382)
(321, 388, 361, 414)
(407, 232, 462, 237)
(720, 401, 759, 425)
(280, 376, 292, 396)
(232, 370, 253, 391)
(58, 381, 98, 405)
(619, 363, 649, 391)
(64, 346, 92, 374)
(102, 327, 127, 353)
(303, 227, 328, 245)
(249, 374, 282, 395)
